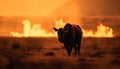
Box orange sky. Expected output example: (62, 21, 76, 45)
(0, 0, 70, 16)
(0, 0, 120, 37)
(1, 0, 120, 16)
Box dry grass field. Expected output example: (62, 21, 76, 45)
(0, 37, 120, 69)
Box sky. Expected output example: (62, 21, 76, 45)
(0, 0, 120, 36)
(0, 0, 120, 16)
(0, 0, 70, 16)
(76, 0, 120, 16)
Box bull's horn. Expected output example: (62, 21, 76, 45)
(53, 27, 58, 31)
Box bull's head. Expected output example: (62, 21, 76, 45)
(53, 27, 68, 43)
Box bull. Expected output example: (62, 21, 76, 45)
(53, 23, 83, 56)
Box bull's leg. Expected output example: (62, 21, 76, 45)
(78, 43, 81, 55)
(68, 47, 72, 56)
(74, 46, 77, 56)
(66, 48, 70, 56)
(64, 43, 71, 56)
(67, 46, 73, 56)
(65, 48, 72, 56)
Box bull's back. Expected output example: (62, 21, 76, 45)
(72, 25, 82, 43)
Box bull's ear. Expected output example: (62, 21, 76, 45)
(53, 28, 58, 31)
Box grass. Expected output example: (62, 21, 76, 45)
(0, 37, 120, 69)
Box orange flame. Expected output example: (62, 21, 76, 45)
(10, 19, 56, 37)
(55, 18, 66, 28)
(83, 23, 113, 37)
(10, 18, 113, 37)
(54, 19, 113, 38)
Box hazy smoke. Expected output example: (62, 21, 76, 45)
(75, 0, 120, 16)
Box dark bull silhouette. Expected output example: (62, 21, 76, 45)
(53, 23, 83, 56)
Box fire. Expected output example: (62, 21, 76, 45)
(54, 19, 113, 38)
(10, 19, 56, 37)
(83, 23, 113, 37)
(55, 18, 66, 28)
(10, 18, 113, 37)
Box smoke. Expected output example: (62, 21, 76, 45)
(75, 0, 120, 16)
(0, 0, 120, 36)
(48, 0, 82, 25)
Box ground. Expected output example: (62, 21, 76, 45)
(0, 37, 120, 69)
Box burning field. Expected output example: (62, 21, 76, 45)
(0, 16, 120, 69)
(0, 37, 120, 69)
(1, 0, 120, 69)
(10, 17, 113, 38)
